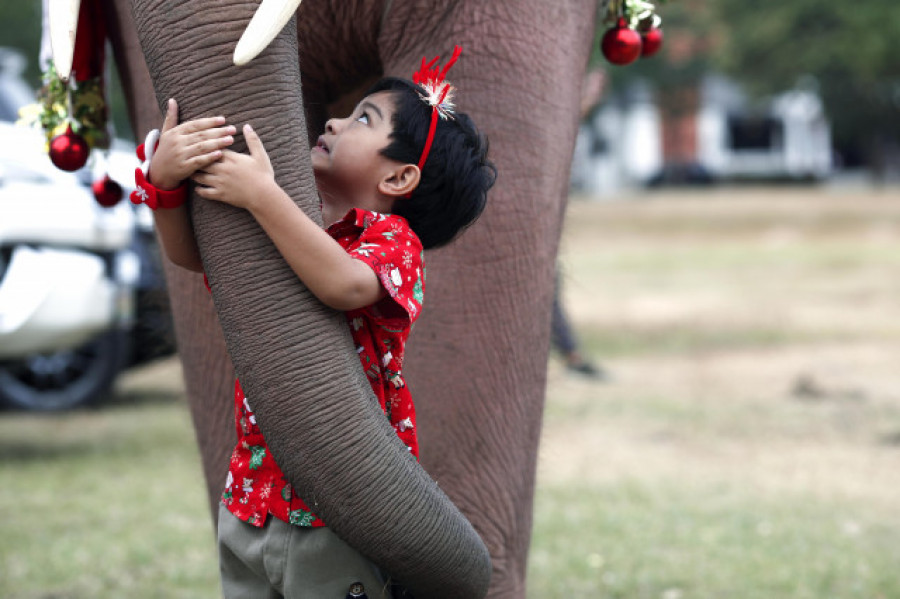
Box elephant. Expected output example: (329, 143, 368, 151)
(85, 0, 600, 596)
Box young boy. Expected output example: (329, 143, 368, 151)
(134, 50, 495, 598)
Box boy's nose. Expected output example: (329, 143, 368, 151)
(325, 118, 342, 134)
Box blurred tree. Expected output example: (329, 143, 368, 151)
(0, 2, 42, 85)
(710, 0, 900, 171)
(710, 0, 900, 170)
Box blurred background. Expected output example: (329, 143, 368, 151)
(1, 1, 899, 597)
(0, 4, 174, 413)
(572, 0, 900, 194)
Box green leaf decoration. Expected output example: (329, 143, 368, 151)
(289, 509, 316, 527)
(249, 446, 266, 470)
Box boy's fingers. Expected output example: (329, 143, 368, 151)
(193, 184, 214, 199)
(244, 124, 264, 155)
(192, 151, 224, 170)
(161, 98, 178, 133)
(186, 136, 233, 155)
(187, 129, 235, 150)
(178, 116, 228, 134)
(196, 126, 236, 140)
(244, 124, 271, 168)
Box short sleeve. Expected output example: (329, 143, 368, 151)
(347, 216, 424, 330)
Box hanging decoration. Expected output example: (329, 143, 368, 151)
(600, 0, 666, 66)
(91, 174, 125, 207)
(19, 0, 110, 171)
(49, 123, 91, 171)
(640, 24, 664, 58)
(601, 17, 643, 66)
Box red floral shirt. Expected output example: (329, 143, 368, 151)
(222, 208, 425, 528)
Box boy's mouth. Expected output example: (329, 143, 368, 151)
(314, 136, 329, 153)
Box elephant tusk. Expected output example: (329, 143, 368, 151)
(234, 0, 303, 66)
(48, 0, 81, 81)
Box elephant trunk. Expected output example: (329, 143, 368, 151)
(131, 1, 490, 596)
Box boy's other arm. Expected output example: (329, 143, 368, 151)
(152, 205, 204, 272)
(248, 181, 386, 311)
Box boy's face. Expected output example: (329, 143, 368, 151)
(311, 91, 402, 212)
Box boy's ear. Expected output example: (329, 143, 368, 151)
(378, 164, 420, 198)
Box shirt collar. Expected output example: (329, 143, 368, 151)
(326, 208, 387, 235)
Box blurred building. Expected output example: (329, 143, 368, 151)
(571, 74, 832, 197)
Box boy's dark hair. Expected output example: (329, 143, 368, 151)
(366, 77, 496, 250)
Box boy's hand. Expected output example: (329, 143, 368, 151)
(149, 99, 236, 190)
(192, 124, 276, 210)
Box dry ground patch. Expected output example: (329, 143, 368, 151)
(530, 185, 900, 597)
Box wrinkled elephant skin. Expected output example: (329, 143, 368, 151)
(105, 0, 598, 596)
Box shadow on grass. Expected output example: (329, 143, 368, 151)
(103, 388, 185, 408)
(0, 388, 183, 414)
(0, 438, 104, 462)
(879, 430, 900, 446)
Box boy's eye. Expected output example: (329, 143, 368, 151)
(356, 112, 369, 124)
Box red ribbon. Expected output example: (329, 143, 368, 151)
(72, 0, 106, 82)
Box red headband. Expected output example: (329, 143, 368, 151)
(412, 45, 462, 170)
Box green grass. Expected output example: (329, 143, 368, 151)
(528, 481, 900, 599)
(4, 391, 898, 598)
(0, 400, 220, 599)
(4, 187, 900, 597)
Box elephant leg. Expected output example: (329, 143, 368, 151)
(105, 0, 237, 523)
(161, 266, 236, 519)
(379, 2, 598, 596)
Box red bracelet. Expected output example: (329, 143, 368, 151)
(130, 168, 188, 210)
(129, 128, 188, 210)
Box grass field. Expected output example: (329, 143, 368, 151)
(3, 185, 900, 598)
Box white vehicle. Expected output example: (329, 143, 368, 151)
(0, 49, 173, 410)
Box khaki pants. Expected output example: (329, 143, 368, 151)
(217, 503, 389, 599)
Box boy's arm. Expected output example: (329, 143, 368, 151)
(151, 205, 204, 272)
(246, 179, 386, 311)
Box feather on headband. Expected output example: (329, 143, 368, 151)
(411, 45, 462, 170)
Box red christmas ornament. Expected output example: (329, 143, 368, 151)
(601, 17, 643, 66)
(92, 174, 124, 207)
(49, 125, 90, 171)
(641, 27, 664, 58)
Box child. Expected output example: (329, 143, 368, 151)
(132, 48, 495, 598)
